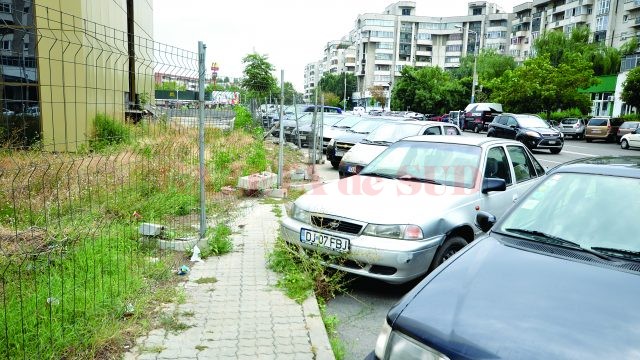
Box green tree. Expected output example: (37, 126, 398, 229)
(240, 53, 277, 101)
(451, 50, 516, 106)
(283, 82, 303, 104)
(621, 67, 640, 111)
(391, 66, 465, 114)
(489, 54, 594, 117)
(318, 73, 357, 109)
(322, 92, 341, 107)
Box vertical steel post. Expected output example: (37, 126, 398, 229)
(278, 70, 285, 188)
(198, 41, 207, 239)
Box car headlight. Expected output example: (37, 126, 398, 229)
(379, 328, 450, 360)
(362, 224, 423, 240)
(525, 130, 541, 138)
(291, 203, 311, 224)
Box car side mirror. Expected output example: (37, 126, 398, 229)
(476, 211, 497, 233)
(482, 178, 506, 194)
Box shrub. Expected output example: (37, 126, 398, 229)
(90, 113, 131, 151)
(233, 106, 255, 132)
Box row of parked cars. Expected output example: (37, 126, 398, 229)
(277, 110, 640, 358)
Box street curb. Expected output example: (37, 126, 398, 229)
(302, 295, 336, 360)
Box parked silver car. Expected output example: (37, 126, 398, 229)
(281, 136, 546, 284)
(558, 117, 586, 139)
(338, 120, 462, 178)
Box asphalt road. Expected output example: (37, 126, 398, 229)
(312, 131, 632, 360)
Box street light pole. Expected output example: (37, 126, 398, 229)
(343, 71, 347, 111)
(455, 25, 479, 104)
(470, 30, 478, 104)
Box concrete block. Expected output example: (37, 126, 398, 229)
(265, 188, 287, 199)
(139, 223, 165, 236)
(156, 236, 200, 252)
(289, 168, 308, 181)
(237, 172, 277, 191)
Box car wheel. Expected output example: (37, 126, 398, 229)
(474, 124, 482, 133)
(550, 148, 561, 154)
(429, 236, 468, 272)
(586, 138, 592, 143)
(621, 139, 629, 149)
(330, 159, 340, 169)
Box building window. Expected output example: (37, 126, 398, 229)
(375, 53, 393, 60)
(402, 8, 411, 15)
(0, 3, 11, 13)
(417, 33, 432, 40)
(472, 8, 482, 15)
(376, 65, 391, 71)
(446, 45, 462, 52)
(362, 19, 395, 27)
(369, 30, 394, 38)
(597, 0, 610, 15)
(448, 33, 462, 41)
(445, 56, 459, 63)
(2, 40, 11, 50)
(376, 42, 394, 49)
(595, 15, 608, 31)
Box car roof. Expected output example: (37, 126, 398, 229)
(548, 156, 640, 179)
(401, 134, 522, 147)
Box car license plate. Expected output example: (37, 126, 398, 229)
(592, 130, 601, 133)
(347, 165, 357, 173)
(335, 150, 344, 157)
(549, 140, 556, 144)
(300, 228, 349, 252)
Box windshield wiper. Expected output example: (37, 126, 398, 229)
(505, 228, 611, 260)
(359, 172, 394, 179)
(370, 140, 392, 145)
(590, 247, 640, 261)
(396, 175, 442, 184)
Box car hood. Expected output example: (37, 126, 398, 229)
(340, 143, 387, 166)
(334, 132, 368, 144)
(524, 126, 560, 135)
(295, 176, 479, 225)
(390, 235, 640, 359)
(324, 127, 350, 139)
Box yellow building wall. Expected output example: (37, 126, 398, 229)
(34, 0, 154, 151)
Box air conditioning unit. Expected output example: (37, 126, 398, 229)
(607, 95, 614, 101)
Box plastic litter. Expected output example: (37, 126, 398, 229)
(177, 265, 190, 275)
(190, 245, 203, 263)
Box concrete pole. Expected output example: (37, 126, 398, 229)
(197, 41, 207, 239)
(278, 70, 285, 188)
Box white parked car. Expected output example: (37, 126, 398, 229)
(338, 120, 462, 178)
(281, 136, 546, 284)
(620, 126, 640, 150)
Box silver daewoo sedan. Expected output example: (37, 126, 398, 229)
(281, 136, 546, 284)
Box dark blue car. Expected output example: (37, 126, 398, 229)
(369, 156, 640, 360)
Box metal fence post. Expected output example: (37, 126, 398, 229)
(278, 70, 284, 188)
(198, 41, 207, 239)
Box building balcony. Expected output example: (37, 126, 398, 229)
(414, 61, 431, 67)
(632, 17, 640, 27)
(515, 30, 529, 37)
(415, 50, 432, 56)
(624, 0, 640, 11)
(579, 0, 594, 5)
(345, 61, 356, 67)
(570, 14, 589, 24)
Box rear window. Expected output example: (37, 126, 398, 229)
(561, 118, 579, 125)
(588, 118, 608, 126)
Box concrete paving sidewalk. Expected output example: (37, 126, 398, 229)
(126, 200, 334, 360)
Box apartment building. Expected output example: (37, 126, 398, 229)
(0, 0, 154, 151)
(305, 0, 640, 112)
(304, 1, 512, 106)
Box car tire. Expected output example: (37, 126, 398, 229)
(429, 236, 468, 272)
(474, 124, 482, 133)
(586, 138, 592, 143)
(550, 148, 561, 154)
(330, 160, 340, 169)
(621, 139, 629, 149)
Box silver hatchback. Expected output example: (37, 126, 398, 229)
(559, 118, 586, 139)
(281, 136, 546, 284)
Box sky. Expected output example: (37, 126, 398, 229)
(153, 0, 523, 91)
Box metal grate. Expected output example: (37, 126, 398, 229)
(311, 216, 363, 235)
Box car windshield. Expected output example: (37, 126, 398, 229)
(332, 116, 363, 128)
(348, 119, 384, 133)
(364, 123, 424, 143)
(360, 141, 481, 188)
(620, 122, 639, 129)
(517, 115, 550, 128)
(496, 173, 640, 253)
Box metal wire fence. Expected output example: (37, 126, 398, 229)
(0, 4, 242, 358)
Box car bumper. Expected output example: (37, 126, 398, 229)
(560, 128, 583, 136)
(524, 137, 563, 149)
(280, 216, 441, 284)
